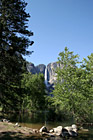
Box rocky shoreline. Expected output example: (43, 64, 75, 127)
(39, 124, 78, 137)
(0, 119, 79, 138)
(0, 119, 91, 140)
(0, 121, 38, 135)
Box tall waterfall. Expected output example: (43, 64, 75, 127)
(44, 66, 48, 87)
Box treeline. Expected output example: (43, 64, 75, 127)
(0, 0, 46, 114)
(21, 48, 92, 123)
(0, 0, 34, 111)
(49, 47, 93, 123)
(0, 0, 92, 123)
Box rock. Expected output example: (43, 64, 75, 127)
(15, 122, 21, 127)
(65, 124, 77, 132)
(61, 128, 70, 137)
(68, 130, 78, 137)
(15, 122, 18, 126)
(53, 126, 62, 134)
(27, 63, 46, 75)
(36, 64, 46, 74)
(49, 129, 54, 133)
(64, 126, 73, 131)
(39, 126, 48, 133)
(72, 124, 77, 130)
(33, 129, 39, 133)
(49, 125, 78, 137)
(42, 132, 55, 137)
(47, 62, 63, 85)
(80, 127, 89, 132)
(64, 124, 78, 137)
(27, 63, 37, 74)
(2, 119, 10, 122)
(47, 133, 55, 137)
(27, 62, 63, 85)
(49, 126, 63, 136)
(72, 124, 77, 133)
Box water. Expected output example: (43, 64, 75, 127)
(44, 66, 48, 87)
(20, 122, 93, 140)
(9, 113, 93, 140)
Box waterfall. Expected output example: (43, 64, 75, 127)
(44, 66, 48, 87)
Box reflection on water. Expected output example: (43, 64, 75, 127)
(20, 121, 73, 130)
(21, 123, 93, 140)
(9, 112, 93, 140)
(36, 129, 93, 140)
(18, 122, 93, 140)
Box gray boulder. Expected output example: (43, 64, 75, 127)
(49, 126, 63, 136)
(72, 124, 77, 129)
(68, 130, 78, 137)
(39, 126, 48, 133)
(61, 128, 70, 137)
(53, 126, 62, 135)
(64, 124, 78, 137)
(64, 126, 73, 131)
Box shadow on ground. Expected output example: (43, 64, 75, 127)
(0, 132, 44, 140)
(0, 131, 93, 140)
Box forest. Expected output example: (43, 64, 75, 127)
(0, 0, 93, 124)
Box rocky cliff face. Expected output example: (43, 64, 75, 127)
(27, 62, 63, 85)
(27, 63, 46, 75)
(47, 62, 62, 84)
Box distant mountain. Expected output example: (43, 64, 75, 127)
(27, 62, 63, 86)
(27, 63, 46, 75)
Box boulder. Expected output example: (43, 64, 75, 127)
(49, 129, 54, 133)
(72, 124, 77, 129)
(39, 126, 48, 133)
(64, 124, 78, 137)
(68, 130, 78, 137)
(64, 126, 73, 131)
(42, 132, 55, 137)
(39, 124, 78, 137)
(15, 122, 21, 127)
(53, 126, 62, 133)
(80, 127, 89, 132)
(50, 126, 63, 136)
(2, 119, 10, 122)
(61, 128, 70, 137)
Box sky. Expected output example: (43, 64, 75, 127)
(24, 0, 93, 66)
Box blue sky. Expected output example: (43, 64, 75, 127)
(24, 0, 93, 66)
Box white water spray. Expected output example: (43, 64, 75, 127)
(44, 66, 48, 87)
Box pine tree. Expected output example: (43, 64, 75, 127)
(0, 0, 34, 111)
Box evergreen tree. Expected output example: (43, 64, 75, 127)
(0, 0, 34, 110)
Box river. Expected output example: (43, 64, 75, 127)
(20, 122, 93, 140)
(9, 112, 93, 140)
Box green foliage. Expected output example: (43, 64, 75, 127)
(52, 47, 93, 122)
(0, 0, 33, 110)
(21, 73, 46, 112)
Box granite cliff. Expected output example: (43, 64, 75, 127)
(47, 62, 62, 84)
(27, 62, 62, 85)
(27, 63, 46, 75)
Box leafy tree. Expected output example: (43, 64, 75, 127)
(21, 73, 46, 112)
(0, 0, 33, 110)
(52, 47, 93, 122)
(80, 53, 93, 121)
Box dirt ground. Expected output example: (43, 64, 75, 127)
(0, 122, 44, 140)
